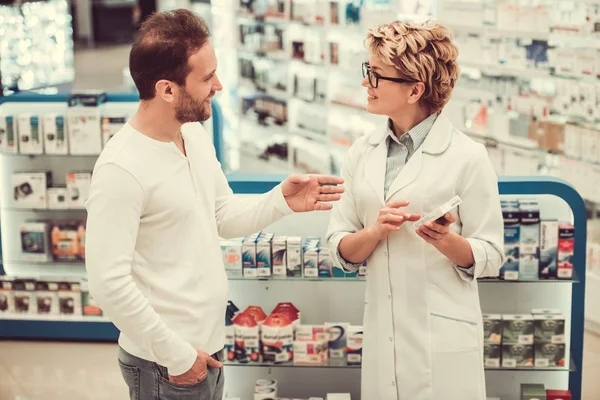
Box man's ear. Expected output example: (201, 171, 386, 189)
(407, 82, 426, 105)
(155, 80, 176, 103)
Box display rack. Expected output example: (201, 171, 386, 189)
(0, 164, 588, 399)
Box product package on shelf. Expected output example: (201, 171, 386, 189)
(66, 92, 106, 155)
(0, 276, 14, 315)
(325, 322, 349, 360)
(500, 201, 520, 280)
(58, 280, 82, 316)
(66, 171, 92, 209)
(483, 314, 502, 368)
(534, 312, 566, 368)
(254, 378, 278, 400)
(519, 201, 540, 281)
(233, 311, 261, 363)
(81, 280, 102, 317)
(346, 325, 363, 366)
(521, 384, 547, 400)
(17, 114, 44, 155)
(294, 324, 329, 366)
(35, 280, 59, 315)
(557, 224, 575, 280)
(50, 221, 86, 262)
(43, 113, 68, 155)
(221, 239, 243, 278)
(12, 171, 51, 209)
(21, 221, 52, 262)
(12, 279, 37, 315)
(101, 114, 129, 147)
(502, 314, 534, 368)
(47, 187, 69, 210)
(0, 115, 18, 154)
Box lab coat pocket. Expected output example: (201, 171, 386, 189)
(430, 312, 479, 353)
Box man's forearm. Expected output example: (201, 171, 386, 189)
(339, 227, 381, 265)
(434, 231, 475, 268)
(216, 185, 292, 239)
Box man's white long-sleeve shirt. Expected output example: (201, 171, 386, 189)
(85, 122, 292, 376)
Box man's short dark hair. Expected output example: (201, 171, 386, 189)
(129, 9, 211, 100)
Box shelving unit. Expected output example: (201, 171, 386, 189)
(0, 135, 588, 399)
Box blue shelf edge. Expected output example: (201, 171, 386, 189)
(0, 319, 119, 342)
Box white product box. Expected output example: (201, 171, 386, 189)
(221, 239, 243, 278)
(254, 387, 277, 400)
(347, 325, 363, 365)
(12, 279, 37, 314)
(66, 172, 92, 209)
(303, 247, 320, 278)
(286, 237, 303, 277)
(557, 224, 575, 280)
(255, 379, 277, 390)
(413, 195, 462, 229)
(67, 108, 103, 155)
(20, 222, 52, 262)
(12, 171, 51, 209)
(296, 325, 330, 342)
(502, 314, 534, 345)
(261, 322, 294, 363)
(293, 340, 328, 365)
(35, 280, 59, 315)
(47, 187, 69, 210)
(326, 322, 349, 359)
(42, 113, 68, 155)
(101, 115, 128, 147)
(243, 238, 257, 278)
(18, 114, 44, 155)
(272, 236, 288, 277)
(540, 221, 559, 279)
(58, 281, 83, 316)
(256, 239, 272, 277)
(0, 114, 18, 153)
(0, 277, 14, 314)
(326, 395, 351, 400)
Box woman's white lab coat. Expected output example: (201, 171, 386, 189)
(327, 114, 505, 400)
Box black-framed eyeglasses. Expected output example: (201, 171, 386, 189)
(362, 62, 417, 88)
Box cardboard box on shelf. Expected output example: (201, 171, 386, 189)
(66, 172, 92, 209)
(12, 171, 51, 209)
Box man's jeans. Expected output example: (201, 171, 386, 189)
(118, 347, 224, 400)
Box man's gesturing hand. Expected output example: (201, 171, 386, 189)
(368, 200, 420, 241)
(169, 350, 223, 386)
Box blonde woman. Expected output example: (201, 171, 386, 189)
(327, 21, 505, 399)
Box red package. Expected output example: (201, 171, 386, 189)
(546, 390, 571, 400)
(243, 306, 267, 324)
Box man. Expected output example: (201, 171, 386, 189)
(85, 9, 344, 400)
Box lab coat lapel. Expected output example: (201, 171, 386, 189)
(384, 114, 454, 202)
(365, 128, 388, 207)
(385, 148, 423, 202)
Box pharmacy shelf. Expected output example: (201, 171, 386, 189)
(223, 358, 575, 372)
(228, 275, 579, 284)
(459, 62, 552, 79)
(224, 360, 360, 369)
(0, 207, 87, 212)
(447, 24, 550, 41)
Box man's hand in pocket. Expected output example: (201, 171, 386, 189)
(169, 350, 223, 386)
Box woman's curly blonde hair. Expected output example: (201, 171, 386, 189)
(365, 20, 460, 114)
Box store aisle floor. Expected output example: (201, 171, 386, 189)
(0, 331, 599, 400)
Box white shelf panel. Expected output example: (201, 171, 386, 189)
(585, 273, 600, 335)
(0, 314, 108, 323)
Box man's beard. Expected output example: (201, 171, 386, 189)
(175, 88, 213, 124)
